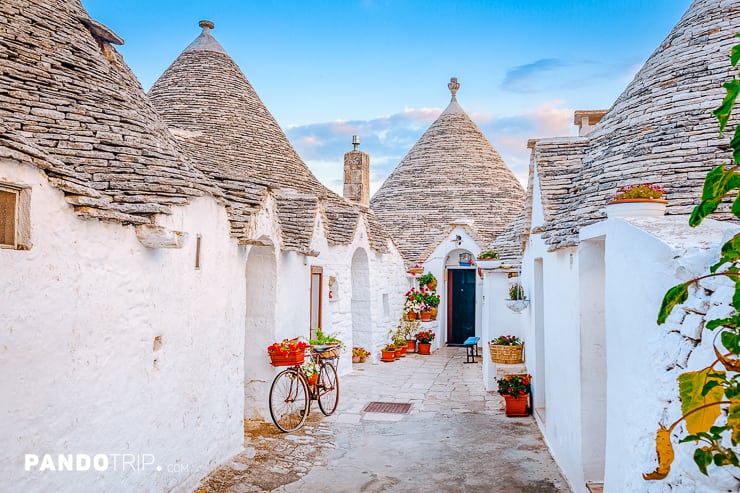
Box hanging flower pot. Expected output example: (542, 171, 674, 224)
(306, 373, 319, 387)
(505, 299, 530, 313)
(429, 306, 438, 320)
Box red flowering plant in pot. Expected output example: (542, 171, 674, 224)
(267, 338, 308, 366)
(415, 329, 435, 355)
(497, 374, 531, 417)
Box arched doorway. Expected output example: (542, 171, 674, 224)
(351, 249, 371, 352)
(445, 249, 476, 344)
(243, 243, 276, 420)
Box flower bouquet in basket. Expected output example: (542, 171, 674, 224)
(267, 338, 307, 366)
(488, 335, 523, 364)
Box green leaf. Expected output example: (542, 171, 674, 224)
(722, 330, 740, 353)
(732, 39, 740, 67)
(734, 281, 740, 312)
(706, 316, 740, 330)
(713, 80, 740, 135)
(679, 369, 726, 434)
(658, 283, 689, 324)
(729, 400, 740, 445)
(702, 380, 723, 396)
(691, 165, 740, 226)
(693, 447, 712, 475)
(731, 126, 740, 163)
(711, 233, 740, 272)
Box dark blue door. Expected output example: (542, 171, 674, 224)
(448, 269, 476, 344)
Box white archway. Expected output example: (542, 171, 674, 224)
(243, 243, 276, 420)
(351, 248, 372, 351)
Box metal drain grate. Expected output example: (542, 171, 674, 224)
(362, 401, 412, 414)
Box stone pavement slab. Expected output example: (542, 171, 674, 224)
(195, 347, 569, 493)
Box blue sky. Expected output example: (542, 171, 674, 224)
(82, 0, 693, 194)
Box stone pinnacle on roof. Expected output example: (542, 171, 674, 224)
(183, 19, 227, 54)
(448, 77, 460, 101)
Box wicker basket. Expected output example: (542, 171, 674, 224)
(313, 344, 340, 360)
(488, 343, 524, 364)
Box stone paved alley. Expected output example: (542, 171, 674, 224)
(196, 347, 569, 493)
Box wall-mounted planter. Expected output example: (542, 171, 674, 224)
(605, 199, 667, 218)
(505, 299, 530, 313)
(476, 259, 501, 269)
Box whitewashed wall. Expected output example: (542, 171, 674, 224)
(584, 217, 740, 493)
(0, 158, 245, 492)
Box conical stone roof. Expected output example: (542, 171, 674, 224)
(0, 1, 219, 225)
(370, 79, 525, 262)
(149, 21, 389, 251)
(534, 0, 740, 250)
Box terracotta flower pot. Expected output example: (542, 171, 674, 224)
(406, 340, 416, 352)
(503, 394, 529, 417)
(427, 280, 437, 291)
(352, 355, 361, 363)
(420, 311, 432, 322)
(417, 342, 431, 355)
(407, 311, 417, 321)
(394, 348, 403, 359)
(307, 373, 319, 386)
(399, 346, 407, 356)
(380, 349, 395, 362)
(429, 306, 438, 320)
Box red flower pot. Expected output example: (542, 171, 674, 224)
(307, 373, 318, 386)
(420, 311, 432, 322)
(503, 394, 529, 417)
(380, 349, 395, 362)
(394, 348, 403, 359)
(407, 312, 417, 321)
(417, 342, 431, 355)
(406, 340, 416, 353)
(399, 346, 407, 357)
(269, 350, 305, 367)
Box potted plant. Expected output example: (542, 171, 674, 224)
(390, 317, 420, 353)
(352, 347, 369, 363)
(380, 344, 397, 362)
(419, 303, 432, 322)
(267, 338, 307, 366)
(417, 272, 437, 291)
(423, 290, 440, 320)
(606, 183, 667, 218)
(476, 249, 501, 269)
(497, 374, 531, 417)
(488, 335, 524, 364)
(505, 284, 529, 313)
(308, 329, 344, 359)
(403, 288, 425, 320)
(301, 360, 319, 386)
(415, 329, 435, 355)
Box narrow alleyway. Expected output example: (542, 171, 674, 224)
(196, 347, 569, 493)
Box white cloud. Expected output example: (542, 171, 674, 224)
(289, 100, 576, 196)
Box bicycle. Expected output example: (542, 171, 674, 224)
(268, 344, 340, 432)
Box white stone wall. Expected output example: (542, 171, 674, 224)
(583, 217, 740, 493)
(0, 158, 245, 492)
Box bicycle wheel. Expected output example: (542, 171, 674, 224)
(317, 361, 339, 416)
(269, 368, 309, 432)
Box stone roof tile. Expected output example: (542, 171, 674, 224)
(0, 1, 221, 225)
